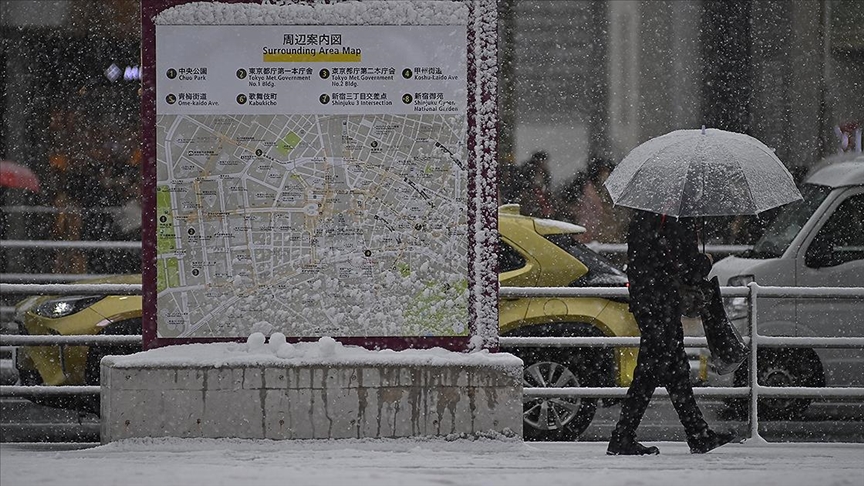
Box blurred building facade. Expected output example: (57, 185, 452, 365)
(0, 1, 142, 275)
(502, 0, 864, 185)
(1, 0, 863, 274)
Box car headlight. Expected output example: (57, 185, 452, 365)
(33, 296, 105, 319)
(725, 275, 754, 321)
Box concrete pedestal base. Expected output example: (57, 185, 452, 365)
(101, 344, 523, 442)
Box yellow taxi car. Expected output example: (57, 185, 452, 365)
(13, 274, 142, 413)
(498, 204, 640, 440)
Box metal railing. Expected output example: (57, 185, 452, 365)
(499, 283, 864, 442)
(1, 240, 141, 250)
(2, 281, 864, 442)
(0, 282, 145, 398)
(4, 239, 751, 255)
(586, 242, 752, 257)
(1, 206, 124, 215)
(0, 283, 142, 296)
(1, 274, 122, 284)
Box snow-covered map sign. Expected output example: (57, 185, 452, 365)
(141, 1, 498, 350)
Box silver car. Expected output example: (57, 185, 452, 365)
(710, 154, 864, 419)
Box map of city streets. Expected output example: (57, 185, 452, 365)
(155, 113, 468, 338)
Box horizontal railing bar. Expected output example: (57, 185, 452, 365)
(0, 283, 142, 295)
(1, 240, 141, 250)
(1, 273, 119, 284)
(0, 335, 142, 346)
(523, 387, 751, 398)
(754, 386, 864, 398)
(5, 385, 860, 400)
(0, 236, 748, 257)
(756, 336, 864, 348)
(755, 286, 864, 298)
(501, 335, 864, 349)
(522, 386, 864, 399)
(0, 385, 100, 397)
(501, 336, 698, 347)
(585, 243, 752, 256)
(4, 283, 859, 299)
(1, 205, 122, 215)
(500, 287, 631, 298)
(4, 335, 858, 352)
(500, 285, 864, 299)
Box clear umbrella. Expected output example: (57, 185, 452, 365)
(603, 127, 802, 217)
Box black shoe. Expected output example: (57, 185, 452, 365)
(607, 432, 660, 456)
(688, 430, 737, 454)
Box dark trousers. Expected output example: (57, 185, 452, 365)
(613, 299, 710, 441)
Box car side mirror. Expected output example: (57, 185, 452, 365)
(805, 236, 833, 268)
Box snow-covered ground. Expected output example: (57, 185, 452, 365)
(5, 337, 862, 485)
(3, 438, 862, 486)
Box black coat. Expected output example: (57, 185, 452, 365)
(625, 210, 710, 316)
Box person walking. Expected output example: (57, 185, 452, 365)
(607, 209, 736, 455)
(569, 158, 628, 244)
(514, 151, 555, 218)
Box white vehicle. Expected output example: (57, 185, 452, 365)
(710, 154, 864, 419)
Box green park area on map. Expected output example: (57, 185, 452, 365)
(276, 132, 302, 156)
(156, 187, 176, 253)
(155, 187, 180, 292)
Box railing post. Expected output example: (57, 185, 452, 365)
(747, 282, 765, 443)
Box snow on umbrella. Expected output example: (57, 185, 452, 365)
(603, 128, 802, 217)
(0, 160, 41, 193)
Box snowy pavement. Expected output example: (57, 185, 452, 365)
(3, 437, 863, 486)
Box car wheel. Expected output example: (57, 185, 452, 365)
(726, 348, 824, 420)
(515, 348, 598, 441)
(82, 319, 142, 415)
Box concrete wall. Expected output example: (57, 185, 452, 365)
(101, 358, 523, 442)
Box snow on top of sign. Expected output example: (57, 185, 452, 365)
(155, 1, 469, 25)
(107, 334, 521, 369)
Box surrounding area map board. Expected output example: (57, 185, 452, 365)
(153, 22, 469, 339)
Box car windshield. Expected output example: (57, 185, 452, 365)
(748, 183, 833, 258)
(544, 234, 627, 286)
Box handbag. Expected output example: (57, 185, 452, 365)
(699, 276, 748, 375)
